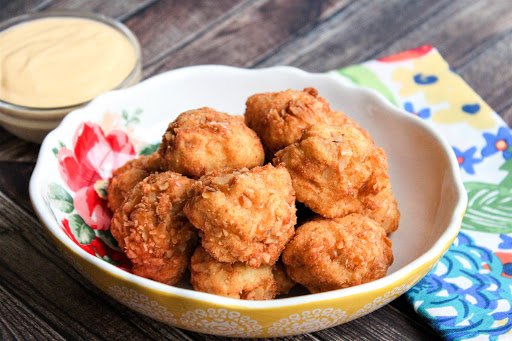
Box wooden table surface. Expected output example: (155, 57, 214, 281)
(1, 1, 511, 340)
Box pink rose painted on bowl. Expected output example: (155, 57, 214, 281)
(57, 121, 136, 231)
(57, 121, 136, 192)
(74, 185, 111, 230)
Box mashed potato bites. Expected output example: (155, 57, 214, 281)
(244, 88, 332, 155)
(190, 246, 294, 300)
(274, 123, 399, 230)
(105, 87, 399, 300)
(159, 107, 265, 178)
(282, 214, 393, 293)
(110, 171, 197, 285)
(184, 164, 297, 268)
(107, 152, 166, 212)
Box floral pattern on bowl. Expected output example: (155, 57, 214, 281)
(47, 121, 138, 270)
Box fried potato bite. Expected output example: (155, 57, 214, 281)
(364, 180, 400, 234)
(190, 246, 295, 300)
(329, 110, 372, 140)
(184, 164, 297, 268)
(282, 214, 393, 293)
(159, 107, 265, 178)
(111, 171, 197, 285)
(273, 123, 399, 233)
(244, 87, 332, 155)
(107, 152, 166, 212)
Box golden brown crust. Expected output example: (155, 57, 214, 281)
(189, 246, 294, 300)
(273, 123, 399, 233)
(159, 107, 265, 178)
(107, 152, 166, 212)
(184, 164, 297, 268)
(363, 178, 400, 234)
(244, 88, 332, 155)
(328, 110, 372, 140)
(272, 261, 296, 295)
(110, 171, 197, 285)
(282, 214, 393, 293)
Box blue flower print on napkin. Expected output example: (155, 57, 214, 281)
(452, 146, 482, 175)
(482, 126, 512, 160)
(404, 101, 431, 119)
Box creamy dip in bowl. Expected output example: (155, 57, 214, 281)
(0, 11, 141, 143)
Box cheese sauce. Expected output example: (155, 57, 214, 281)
(0, 17, 136, 108)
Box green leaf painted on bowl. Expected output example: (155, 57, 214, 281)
(122, 108, 143, 127)
(337, 65, 398, 106)
(461, 158, 512, 233)
(139, 142, 160, 156)
(94, 252, 120, 266)
(97, 230, 120, 251)
(68, 214, 95, 245)
(48, 183, 74, 213)
(52, 141, 66, 158)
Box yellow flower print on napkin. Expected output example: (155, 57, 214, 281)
(392, 52, 495, 129)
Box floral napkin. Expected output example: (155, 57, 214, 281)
(335, 46, 512, 341)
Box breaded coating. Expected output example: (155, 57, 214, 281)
(190, 246, 295, 300)
(282, 214, 393, 293)
(329, 110, 372, 140)
(272, 262, 296, 295)
(159, 107, 265, 178)
(363, 179, 400, 234)
(107, 152, 166, 212)
(244, 88, 332, 155)
(111, 171, 197, 285)
(184, 164, 297, 268)
(274, 123, 399, 233)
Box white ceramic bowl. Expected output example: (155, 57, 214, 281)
(29, 65, 467, 337)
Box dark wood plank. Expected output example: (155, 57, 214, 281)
(124, 0, 247, 72)
(0, 285, 66, 341)
(0, 190, 196, 340)
(0, 161, 35, 211)
(144, 0, 352, 77)
(251, 0, 512, 128)
(182, 331, 320, 341)
(368, 0, 512, 127)
(0, 0, 47, 21)
(501, 105, 512, 127)
(39, 0, 157, 21)
(255, 0, 452, 70)
(456, 30, 512, 126)
(252, 0, 512, 126)
(0, 129, 40, 162)
(374, 0, 512, 71)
